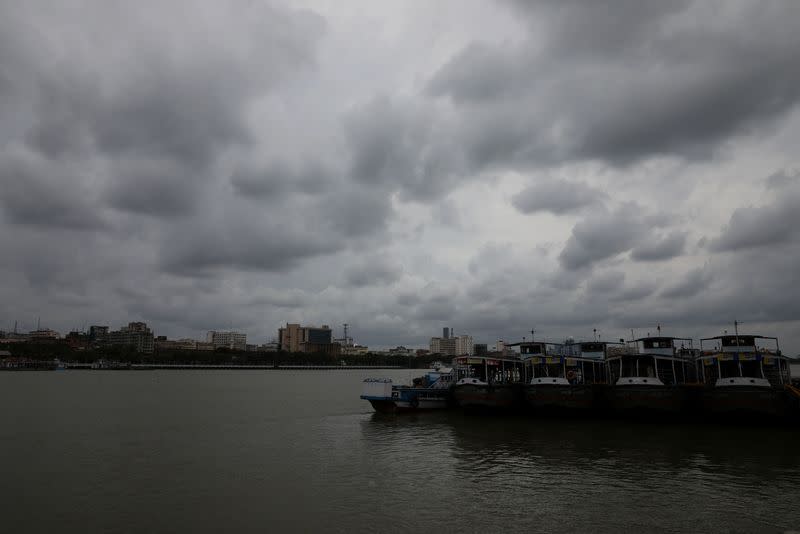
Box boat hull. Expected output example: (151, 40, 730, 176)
(703, 386, 794, 422)
(361, 387, 450, 414)
(453, 383, 521, 411)
(608, 386, 690, 418)
(525, 385, 596, 415)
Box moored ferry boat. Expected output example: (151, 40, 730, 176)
(523, 339, 616, 415)
(452, 354, 525, 411)
(361, 366, 454, 413)
(605, 334, 698, 417)
(696, 331, 797, 420)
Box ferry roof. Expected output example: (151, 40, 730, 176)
(571, 340, 625, 346)
(506, 340, 561, 347)
(634, 336, 692, 342)
(700, 334, 777, 341)
(508, 340, 624, 347)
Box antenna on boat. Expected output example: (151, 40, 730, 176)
(593, 328, 597, 341)
(530, 328, 535, 341)
(657, 324, 661, 335)
(734, 320, 741, 355)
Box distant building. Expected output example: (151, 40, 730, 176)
(278, 323, 332, 353)
(341, 344, 369, 355)
(89, 325, 109, 346)
(260, 342, 279, 352)
(388, 346, 414, 357)
(473, 343, 488, 356)
(28, 329, 59, 340)
(206, 331, 247, 351)
(455, 335, 474, 356)
(65, 331, 89, 350)
(429, 337, 456, 356)
(107, 322, 155, 353)
(155, 337, 199, 351)
(442, 327, 452, 339)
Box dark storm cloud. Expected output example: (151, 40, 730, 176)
(1, 1, 324, 221)
(316, 188, 393, 238)
(586, 271, 625, 294)
(418, 296, 458, 321)
(708, 187, 800, 252)
(630, 231, 687, 261)
(0, 150, 107, 230)
(765, 169, 800, 190)
(427, 1, 800, 167)
(660, 267, 712, 298)
(344, 259, 403, 288)
(160, 218, 339, 276)
(610, 282, 658, 302)
(512, 180, 605, 215)
(344, 96, 463, 201)
(558, 208, 669, 270)
(231, 161, 330, 199)
(104, 158, 199, 217)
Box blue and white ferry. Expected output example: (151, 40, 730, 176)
(361, 365, 454, 413)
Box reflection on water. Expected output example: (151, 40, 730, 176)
(360, 413, 800, 533)
(0, 370, 797, 533)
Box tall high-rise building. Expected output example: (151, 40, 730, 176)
(442, 327, 451, 339)
(278, 323, 332, 353)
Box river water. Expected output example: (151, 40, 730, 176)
(1, 370, 799, 533)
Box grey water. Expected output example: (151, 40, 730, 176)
(1, 370, 799, 533)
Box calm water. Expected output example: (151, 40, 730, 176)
(1, 370, 799, 533)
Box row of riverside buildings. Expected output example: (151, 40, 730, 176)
(429, 327, 492, 357)
(2, 321, 496, 358)
(0, 323, 276, 354)
(1, 321, 368, 356)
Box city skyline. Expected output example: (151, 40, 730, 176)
(2, 2, 800, 354)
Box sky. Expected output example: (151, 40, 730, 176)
(1, 0, 800, 353)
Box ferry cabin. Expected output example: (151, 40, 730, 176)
(607, 337, 696, 386)
(696, 335, 790, 388)
(522, 341, 609, 385)
(454, 355, 524, 385)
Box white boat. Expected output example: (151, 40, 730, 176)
(361, 367, 454, 413)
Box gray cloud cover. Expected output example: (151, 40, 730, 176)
(2, 0, 800, 353)
(512, 180, 605, 215)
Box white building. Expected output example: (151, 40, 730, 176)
(206, 331, 247, 351)
(455, 335, 474, 356)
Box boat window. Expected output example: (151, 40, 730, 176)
(720, 335, 756, 347)
(643, 338, 673, 349)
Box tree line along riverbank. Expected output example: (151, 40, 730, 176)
(0, 342, 442, 369)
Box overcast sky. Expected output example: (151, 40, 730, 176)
(2, 0, 800, 352)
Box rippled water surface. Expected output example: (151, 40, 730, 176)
(1, 370, 799, 533)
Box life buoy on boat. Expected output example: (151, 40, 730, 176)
(566, 370, 576, 381)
